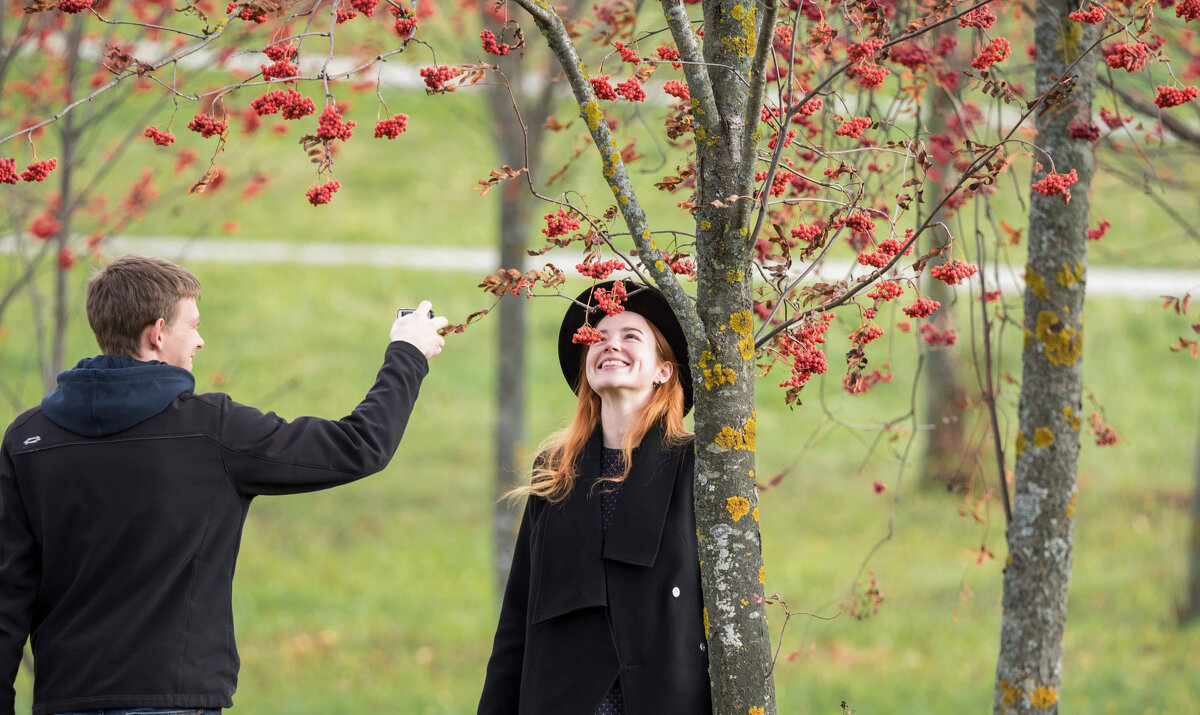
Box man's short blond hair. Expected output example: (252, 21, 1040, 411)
(86, 254, 201, 358)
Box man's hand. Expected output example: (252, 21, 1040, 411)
(390, 300, 448, 358)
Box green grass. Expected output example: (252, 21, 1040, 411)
(1, 257, 1197, 713)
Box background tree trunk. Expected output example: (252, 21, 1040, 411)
(993, 4, 1099, 712)
(1179, 406, 1200, 623)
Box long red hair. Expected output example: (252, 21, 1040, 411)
(517, 321, 690, 504)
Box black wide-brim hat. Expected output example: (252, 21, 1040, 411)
(558, 279, 693, 415)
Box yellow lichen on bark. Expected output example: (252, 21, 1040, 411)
(1033, 427, 1055, 448)
(696, 350, 714, 371)
(750, 708, 765, 715)
(1015, 432, 1026, 456)
(1025, 266, 1050, 299)
(1035, 310, 1082, 366)
(758, 566, 766, 584)
(997, 679, 1019, 707)
(582, 100, 603, 131)
(1030, 686, 1058, 707)
(727, 496, 751, 521)
(713, 416, 756, 451)
(752, 507, 759, 522)
(1067, 492, 1078, 518)
(1056, 262, 1084, 288)
(1063, 406, 1080, 431)
(704, 363, 737, 389)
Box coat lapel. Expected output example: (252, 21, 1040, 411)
(602, 425, 680, 568)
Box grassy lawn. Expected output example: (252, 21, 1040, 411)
(1, 256, 1196, 713)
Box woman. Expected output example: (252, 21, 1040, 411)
(479, 280, 712, 714)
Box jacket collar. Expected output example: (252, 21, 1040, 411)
(596, 424, 680, 567)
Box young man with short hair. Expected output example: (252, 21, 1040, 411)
(0, 254, 447, 715)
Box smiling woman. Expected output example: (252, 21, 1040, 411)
(478, 280, 711, 715)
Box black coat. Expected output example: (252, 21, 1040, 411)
(0, 342, 427, 715)
(479, 426, 712, 715)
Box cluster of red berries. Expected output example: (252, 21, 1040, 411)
(573, 325, 603, 346)
(888, 42, 932, 70)
(847, 39, 884, 63)
(835, 116, 871, 138)
(791, 222, 822, 243)
(7, 157, 58, 183)
(795, 96, 822, 116)
(767, 128, 797, 150)
(958, 5, 996, 28)
(670, 258, 696, 275)
(920, 324, 957, 346)
(1090, 411, 1120, 446)
(250, 88, 315, 119)
(481, 30, 512, 56)
(576, 258, 624, 279)
(0, 158, 19, 184)
(1099, 108, 1129, 128)
(261, 58, 298, 82)
(1105, 42, 1152, 72)
(264, 42, 294, 63)
(656, 46, 681, 69)
(374, 115, 409, 139)
(848, 62, 890, 89)
(971, 37, 1011, 70)
(420, 65, 458, 92)
(1068, 120, 1100, 141)
(930, 259, 978, 285)
(1154, 84, 1198, 108)
(1179, 0, 1200, 21)
(775, 313, 833, 389)
(663, 80, 690, 101)
(316, 105, 356, 141)
(543, 208, 581, 238)
(590, 76, 618, 100)
(838, 211, 876, 235)
(29, 211, 60, 239)
(849, 324, 885, 346)
(226, 2, 267, 23)
(613, 41, 640, 64)
(305, 179, 340, 206)
(593, 281, 627, 316)
(867, 279, 903, 301)
(351, 0, 379, 15)
(58, 247, 76, 270)
(857, 237, 906, 269)
(615, 77, 646, 102)
(393, 6, 418, 38)
(1068, 2, 1107, 23)
(1031, 168, 1078, 202)
(902, 297, 941, 318)
(143, 126, 176, 146)
(57, 0, 92, 13)
(187, 113, 227, 138)
(1086, 219, 1111, 240)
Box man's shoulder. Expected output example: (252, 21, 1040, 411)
(3, 405, 47, 447)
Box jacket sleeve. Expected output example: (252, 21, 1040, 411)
(478, 497, 536, 715)
(0, 439, 37, 715)
(219, 340, 429, 496)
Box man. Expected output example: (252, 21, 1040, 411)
(0, 254, 447, 715)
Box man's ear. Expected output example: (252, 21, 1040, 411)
(140, 318, 167, 357)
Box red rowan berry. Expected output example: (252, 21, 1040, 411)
(316, 105, 356, 141)
(971, 37, 1011, 70)
(29, 211, 60, 240)
(889, 42, 932, 70)
(1090, 411, 1120, 445)
(187, 113, 227, 138)
(1031, 168, 1078, 202)
(57, 0, 92, 13)
(1104, 42, 1152, 72)
(920, 324, 958, 345)
(1153, 84, 1199, 108)
(1179, 0, 1200, 20)
(670, 258, 696, 276)
(795, 96, 822, 116)
(873, 480, 887, 493)
(1068, 120, 1100, 141)
(848, 62, 890, 89)
(1086, 219, 1111, 240)
(930, 259, 978, 285)
(576, 258, 624, 279)
(613, 41, 640, 64)
(593, 282, 627, 315)
(656, 46, 682, 69)
(1, 158, 20, 184)
(393, 6, 418, 37)
(1069, 2, 1107, 23)
(902, 297, 941, 318)
(663, 80, 690, 101)
(616, 77, 647, 102)
(420, 65, 459, 92)
(791, 222, 822, 243)
(481, 30, 512, 55)
(863, 307, 876, 319)
(935, 35, 958, 57)
(573, 325, 602, 346)
(543, 208, 581, 238)
(847, 39, 884, 63)
(835, 116, 871, 138)
(849, 324, 884, 345)
(19, 158, 58, 182)
(958, 4, 996, 28)
(58, 247, 76, 270)
(867, 279, 903, 301)
(143, 126, 176, 146)
(590, 76, 618, 100)
(374, 115, 409, 139)
(1099, 108, 1129, 128)
(305, 179, 340, 206)
(336, 7, 356, 22)
(352, 0, 379, 15)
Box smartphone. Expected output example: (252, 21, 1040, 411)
(397, 308, 435, 319)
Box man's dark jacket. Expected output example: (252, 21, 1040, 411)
(478, 426, 712, 715)
(0, 341, 427, 715)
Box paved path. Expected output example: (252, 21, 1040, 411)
(4, 235, 1198, 300)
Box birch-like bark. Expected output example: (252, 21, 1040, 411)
(994, 4, 1099, 712)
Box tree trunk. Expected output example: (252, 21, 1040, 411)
(993, 4, 1099, 712)
(1179, 408, 1200, 623)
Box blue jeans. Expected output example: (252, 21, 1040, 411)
(55, 710, 221, 715)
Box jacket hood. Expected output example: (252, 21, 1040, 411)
(40, 355, 196, 437)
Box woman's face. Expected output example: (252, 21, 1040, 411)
(585, 311, 673, 402)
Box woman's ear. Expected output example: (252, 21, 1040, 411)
(655, 360, 674, 386)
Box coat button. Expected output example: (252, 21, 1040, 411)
(672, 586, 680, 598)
